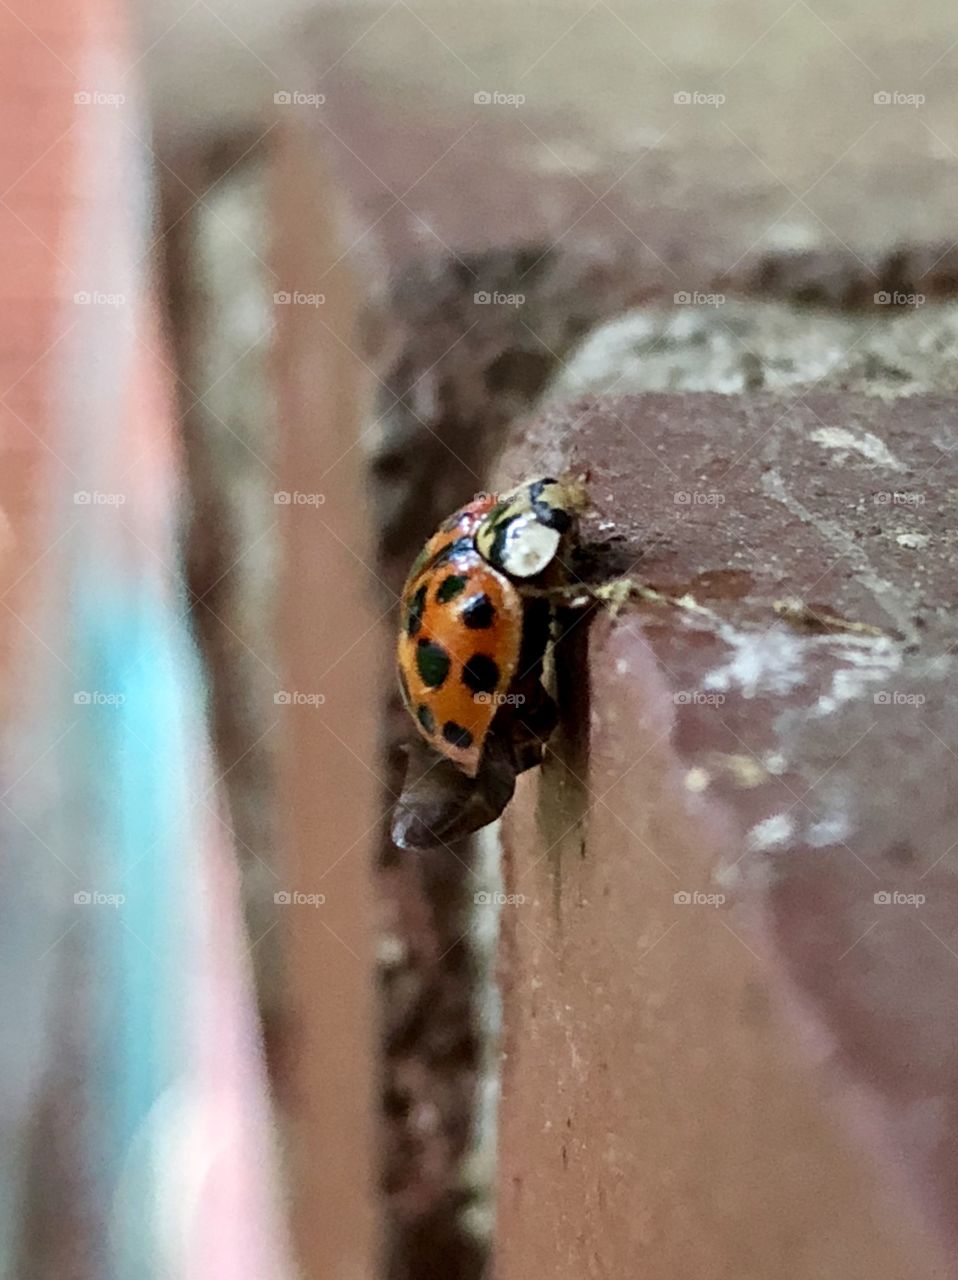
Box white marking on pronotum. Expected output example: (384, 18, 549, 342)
(746, 813, 795, 852)
(809, 426, 905, 471)
(499, 514, 561, 578)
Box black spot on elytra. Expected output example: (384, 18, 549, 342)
(462, 654, 500, 695)
(436, 574, 467, 604)
(462, 594, 495, 629)
(416, 639, 450, 688)
(406, 584, 427, 636)
(416, 703, 436, 734)
(442, 721, 473, 749)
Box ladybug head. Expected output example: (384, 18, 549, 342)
(474, 474, 588, 580)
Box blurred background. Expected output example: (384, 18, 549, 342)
(5, 1, 958, 1278)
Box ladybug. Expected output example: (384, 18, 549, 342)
(392, 475, 589, 849)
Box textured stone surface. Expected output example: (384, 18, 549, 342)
(494, 392, 958, 1278)
(544, 298, 958, 401)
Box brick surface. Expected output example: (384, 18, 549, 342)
(493, 393, 958, 1278)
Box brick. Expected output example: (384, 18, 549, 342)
(494, 392, 958, 1277)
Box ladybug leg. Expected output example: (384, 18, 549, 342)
(529, 579, 647, 618)
(506, 595, 558, 770)
(591, 578, 638, 619)
(507, 679, 558, 774)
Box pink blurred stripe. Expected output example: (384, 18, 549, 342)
(60, 6, 292, 1277)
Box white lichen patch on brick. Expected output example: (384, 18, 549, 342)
(701, 615, 903, 716)
(809, 426, 905, 471)
(704, 753, 770, 788)
(896, 532, 930, 550)
(684, 766, 712, 792)
(704, 626, 810, 698)
(813, 634, 902, 716)
(746, 813, 795, 852)
(805, 813, 852, 847)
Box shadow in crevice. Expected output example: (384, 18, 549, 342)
(536, 604, 594, 922)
